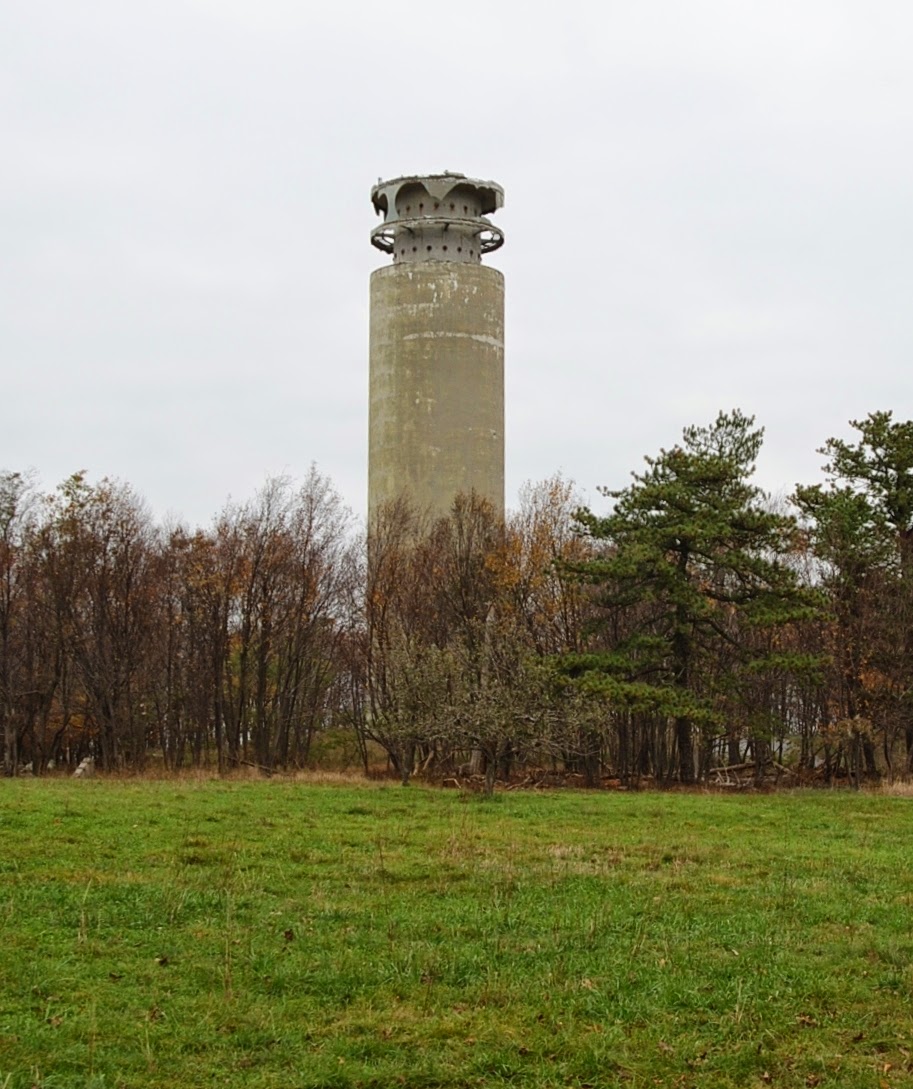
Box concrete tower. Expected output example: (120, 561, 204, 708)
(368, 173, 505, 525)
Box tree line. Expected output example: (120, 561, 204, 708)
(2, 409, 911, 788)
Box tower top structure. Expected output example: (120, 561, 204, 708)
(370, 173, 504, 266)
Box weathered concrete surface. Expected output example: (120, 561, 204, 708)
(370, 173, 504, 265)
(368, 260, 505, 524)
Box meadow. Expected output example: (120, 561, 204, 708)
(1, 778, 912, 1088)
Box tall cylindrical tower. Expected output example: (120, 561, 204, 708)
(368, 173, 505, 525)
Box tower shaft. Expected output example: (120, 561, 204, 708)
(367, 173, 505, 525)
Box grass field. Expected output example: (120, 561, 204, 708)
(1, 779, 912, 1088)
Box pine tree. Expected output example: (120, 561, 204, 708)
(810, 411, 913, 767)
(562, 410, 816, 783)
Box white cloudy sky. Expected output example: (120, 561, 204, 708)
(3, 0, 912, 527)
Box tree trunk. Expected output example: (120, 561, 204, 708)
(672, 592, 695, 784)
(483, 756, 497, 797)
(676, 715, 694, 784)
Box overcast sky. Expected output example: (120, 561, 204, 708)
(3, 0, 912, 527)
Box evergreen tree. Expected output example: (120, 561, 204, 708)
(562, 410, 816, 783)
(810, 411, 913, 767)
(792, 485, 892, 778)
(818, 412, 913, 572)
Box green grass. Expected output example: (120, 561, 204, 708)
(1, 780, 913, 1088)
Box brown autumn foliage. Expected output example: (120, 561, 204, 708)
(1, 443, 911, 786)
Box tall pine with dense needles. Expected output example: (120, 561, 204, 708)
(561, 410, 817, 783)
(809, 411, 913, 767)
